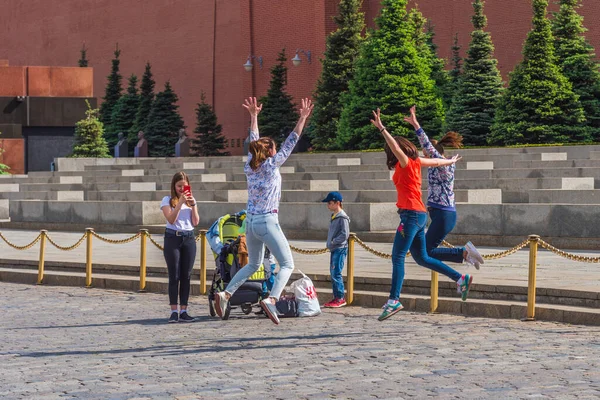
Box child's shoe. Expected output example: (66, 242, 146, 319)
(324, 298, 347, 308)
(378, 300, 403, 321)
(465, 242, 484, 269)
(457, 274, 473, 301)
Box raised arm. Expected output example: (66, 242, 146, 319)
(370, 108, 409, 168)
(292, 98, 314, 137)
(242, 97, 263, 142)
(404, 105, 443, 159)
(273, 98, 314, 167)
(420, 154, 461, 167)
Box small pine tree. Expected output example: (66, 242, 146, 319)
(130, 62, 155, 144)
(100, 44, 123, 149)
(0, 131, 10, 174)
(337, 0, 443, 150)
(145, 81, 185, 157)
(258, 49, 299, 145)
(308, 0, 365, 150)
(425, 20, 452, 111)
(71, 102, 111, 158)
(445, 0, 504, 145)
(552, 0, 600, 140)
(109, 74, 140, 153)
(489, 0, 586, 145)
(448, 34, 462, 96)
(191, 92, 229, 156)
(78, 43, 88, 67)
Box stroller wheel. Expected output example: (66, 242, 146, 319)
(208, 298, 216, 317)
(241, 303, 253, 315)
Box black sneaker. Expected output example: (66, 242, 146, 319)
(179, 312, 196, 322)
(168, 312, 179, 323)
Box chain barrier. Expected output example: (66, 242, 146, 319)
(147, 233, 165, 251)
(538, 238, 600, 263)
(45, 232, 87, 251)
(352, 235, 392, 260)
(91, 231, 141, 245)
(289, 244, 329, 255)
(0, 232, 42, 251)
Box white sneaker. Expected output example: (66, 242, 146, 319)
(214, 291, 229, 318)
(465, 242, 484, 267)
(260, 299, 280, 325)
(466, 255, 481, 270)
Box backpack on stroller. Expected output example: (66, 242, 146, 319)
(206, 210, 274, 319)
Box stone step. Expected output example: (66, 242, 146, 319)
(1, 266, 598, 325)
(528, 189, 600, 204)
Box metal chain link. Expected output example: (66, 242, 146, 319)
(289, 244, 329, 255)
(481, 239, 531, 260)
(352, 236, 392, 260)
(45, 232, 87, 251)
(538, 238, 600, 263)
(147, 233, 164, 251)
(0, 232, 42, 251)
(91, 231, 141, 245)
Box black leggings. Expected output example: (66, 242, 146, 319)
(163, 235, 197, 306)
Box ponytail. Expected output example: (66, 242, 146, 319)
(249, 137, 275, 170)
(433, 131, 463, 155)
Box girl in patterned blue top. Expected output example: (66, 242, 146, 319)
(215, 97, 314, 325)
(404, 106, 485, 269)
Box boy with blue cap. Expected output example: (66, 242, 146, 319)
(322, 191, 351, 308)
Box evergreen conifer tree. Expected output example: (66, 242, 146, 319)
(445, 0, 504, 145)
(489, 0, 586, 145)
(308, 0, 365, 150)
(109, 74, 140, 153)
(258, 49, 299, 145)
(191, 92, 229, 156)
(552, 0, 600, 140)
(78, 43, 88, 67)
(99, 44, 123, 148)
(145, 81, 185, 157)
(71, 102, 111, 158)
(336, 0, 443, 149)
(131, 62, 155, 143)
(448, 34, 462, 96)
(425, 20, 452, 110)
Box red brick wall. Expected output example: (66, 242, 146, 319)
(0, 0, 598, 156)
(0, 139, 25, 174)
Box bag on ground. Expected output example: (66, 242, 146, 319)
(289, 270, 321, 317)
(275, 296, 299, 318)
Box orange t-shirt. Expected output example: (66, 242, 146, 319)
(392, 157, 426, 212)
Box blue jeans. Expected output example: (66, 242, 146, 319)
(426, 207, 465, 263)
(225, 213, 293, 299)
(389, 210, 463, 301)
(330, 247, 347, 299)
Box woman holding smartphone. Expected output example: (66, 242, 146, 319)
(161, 171, 200, 323)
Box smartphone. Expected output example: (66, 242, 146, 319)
(183, 185, 191, 194)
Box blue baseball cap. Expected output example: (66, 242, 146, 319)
(322, 191, 343, 203)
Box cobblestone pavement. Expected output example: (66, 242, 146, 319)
(1, 282, 599, 399)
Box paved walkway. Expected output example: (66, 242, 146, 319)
(0, 229, 599, 292)
(1, 282, 599, 399)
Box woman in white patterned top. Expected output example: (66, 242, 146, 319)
(215, 97, 314, 325)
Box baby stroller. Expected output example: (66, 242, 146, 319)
(206, 210, 275, 319)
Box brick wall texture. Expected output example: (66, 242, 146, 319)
(0, 0, 598, 155)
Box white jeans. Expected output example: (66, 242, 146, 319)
(225, 213, 294, 299)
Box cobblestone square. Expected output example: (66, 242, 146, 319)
(1, 282, 599, 399)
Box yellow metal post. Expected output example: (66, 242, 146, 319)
(347, 233, 355, 305)
(524, 235, 539, 321)
(36, 230, 47, 285)
(200, 229, 207, 295)
(85, 228, 93, 287)
(430, 271, 439, 313)
(139, 229, 148, 292)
